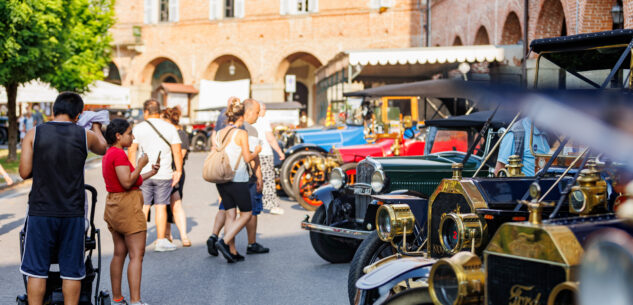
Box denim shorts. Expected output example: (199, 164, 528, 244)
(219, 181, 262, 216)
(21, 216, 86, 279)
(140, 179, 172, 205)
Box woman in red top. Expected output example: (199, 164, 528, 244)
(102, 119, 159, 305)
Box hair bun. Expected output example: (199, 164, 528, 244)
(225, 97, 244, 123)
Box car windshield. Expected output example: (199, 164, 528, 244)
(374, 98, 413, 122)
(424, 127, 472, 155)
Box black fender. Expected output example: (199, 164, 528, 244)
(285, 143, 328, 157)
(311, 184, 354, 225)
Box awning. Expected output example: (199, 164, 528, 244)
(0, 80, 130, 106)
(159, 83, 199, 94)
(344, 79, 488, 100)
(315, 45, 522, 84)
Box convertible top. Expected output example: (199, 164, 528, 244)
(530, 29, 633, 72)
(343, 79, 488, 100)
(424, 110, 514, 129)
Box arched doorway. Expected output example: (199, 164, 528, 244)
(205, 55, 251, 82)
(535, 0, 567, 39)
(104, 62, 122, 85)
(276, 52, 322, 123)
(452, 36, 463, 46)
(474, 26, 490, 45)
(150, 59, 183, 105)
(501, 12, 522, 44)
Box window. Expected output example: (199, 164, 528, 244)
(225, 0, 234, 18)
(145, 0, 179, 24)
(159, 0, 169, 22)
(280, 0, 318, 15)
(209, 0, 244, 20)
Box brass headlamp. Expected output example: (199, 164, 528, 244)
(376, 204, 415, 242)
(438, 213, 484, 255)
(569, 164, 607, 215)
(429, 252, 485, 305)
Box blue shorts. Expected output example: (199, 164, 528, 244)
(219, 182, 262, 216)
(20, 216, 86, 280)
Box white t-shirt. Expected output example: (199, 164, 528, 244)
(253, 115, 273, 156)
(132, 118, 181, 180)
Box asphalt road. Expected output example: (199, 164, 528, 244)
(0, 152, 348, 305)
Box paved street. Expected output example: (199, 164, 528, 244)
(0, 152, 348, 304)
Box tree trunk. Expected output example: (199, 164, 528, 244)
(6, 83, 18, 162)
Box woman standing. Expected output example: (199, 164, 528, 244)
(215, 99, 261, 263)
(102, 119, 159, 305)
(161, 107, 191, 246)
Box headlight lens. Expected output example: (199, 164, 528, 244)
(371, 170, 385, 193)
(429, 252, 485, 305)
(329, 167, 345, 189)
(440, 216, 460, 253)
(375, 204, 415, 242)
(570, 190, 586, 213)
(579, 230, 633, 305)
(432, 263, 459, 305)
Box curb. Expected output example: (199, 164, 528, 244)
(0, 156, 102, 192)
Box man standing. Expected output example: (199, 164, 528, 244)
(207, 98, 269, 257)
(19, 110, 34, 144)
(495, 117, 550, 176)
(254, 103, 285, 215)
(128, 99, 183, 252)
(19, 92, 107, 305)
(32, 104, 45, 126)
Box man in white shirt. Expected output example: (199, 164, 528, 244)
(128, 99, 183, 252)
(253, 103, 286, 215)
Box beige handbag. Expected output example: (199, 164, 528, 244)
(202, 128, 242, 183)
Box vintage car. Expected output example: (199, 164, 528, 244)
(280, 95, 422, 198)
(301, 103, 514, 265)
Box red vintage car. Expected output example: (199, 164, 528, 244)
(293, 127, 467, 210)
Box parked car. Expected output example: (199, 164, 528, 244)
(279, 95, 421, 198)
(301, 105, 514, 266)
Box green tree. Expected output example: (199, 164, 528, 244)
(0, 0, 114, 161)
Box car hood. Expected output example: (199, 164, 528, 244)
(373, 153, 479, 172)
(337, 139, 395, 163)
(298, 125, 366, 149)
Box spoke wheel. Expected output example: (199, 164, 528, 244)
(191, 133, 208, 152)
(348, 231, 399, 305)
(294, 166, 325, 210)
(279, 150, 322, 199)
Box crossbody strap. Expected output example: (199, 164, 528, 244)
(145, 120, 176, 166)
(218, 127, 242, 171)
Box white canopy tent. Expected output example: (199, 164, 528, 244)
(0, 80, 130, 106)
(196, 79, 250, 122)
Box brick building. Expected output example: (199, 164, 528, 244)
(109, 0, 425, 121)
(108, 0, 631, 121)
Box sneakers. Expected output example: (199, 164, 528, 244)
(129, 302, 149, 305)
(215, 239, 235, 263)
(112, 297, 128, 305)
(154, 238, 177, 252)
(269, 207, 284, 215)
(232, 252, 245, 262)
(247, 242, 270, 254)
(206, 235, 218, 256)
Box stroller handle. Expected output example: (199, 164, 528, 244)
(85, 184, 98, 240)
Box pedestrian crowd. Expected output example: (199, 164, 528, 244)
(17, 93, 287, 305)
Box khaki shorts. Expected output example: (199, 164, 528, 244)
(104, 189, 147, 235)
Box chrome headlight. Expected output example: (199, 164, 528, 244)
(185, 125, 193, 133)
(371, 170, 386, 193)
(579, 229, 633, 305)
(429, 252, 485, 305)
(329, 167, 345, 190)
(376, 204, 415, 242)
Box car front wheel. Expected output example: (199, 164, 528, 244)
(309, 205, 359, 263)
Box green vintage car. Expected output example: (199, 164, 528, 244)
(301, 80, 515, 265)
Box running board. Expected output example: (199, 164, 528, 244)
(301, 219, 370, 240)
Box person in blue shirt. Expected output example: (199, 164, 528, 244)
(495, 117, 550, 177)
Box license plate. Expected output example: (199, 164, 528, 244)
(354, 187, 371, 195)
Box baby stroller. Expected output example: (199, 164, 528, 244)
(16, 185, 111, 305)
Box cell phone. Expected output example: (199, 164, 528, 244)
(156, 151, 162, 164)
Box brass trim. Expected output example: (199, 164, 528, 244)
(376, 204, 415, 242)
(438, 213, 484, 255)
(429, 252, 485, 305)
(547, 281, 579, 305)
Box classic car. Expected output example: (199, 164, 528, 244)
(301, 103, 514, 265)
(280, 95, 422, 198)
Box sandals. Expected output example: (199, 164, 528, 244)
(182, 239, 192, 247)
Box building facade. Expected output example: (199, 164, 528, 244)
(110, 0, 425, 121)
(109, 0, 632, 122)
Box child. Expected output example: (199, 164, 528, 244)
(102, 119, 159, 305)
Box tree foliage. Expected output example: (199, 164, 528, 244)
(0, 0, 115, 161)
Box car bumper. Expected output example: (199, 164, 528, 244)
(300, 219, 371, 240)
